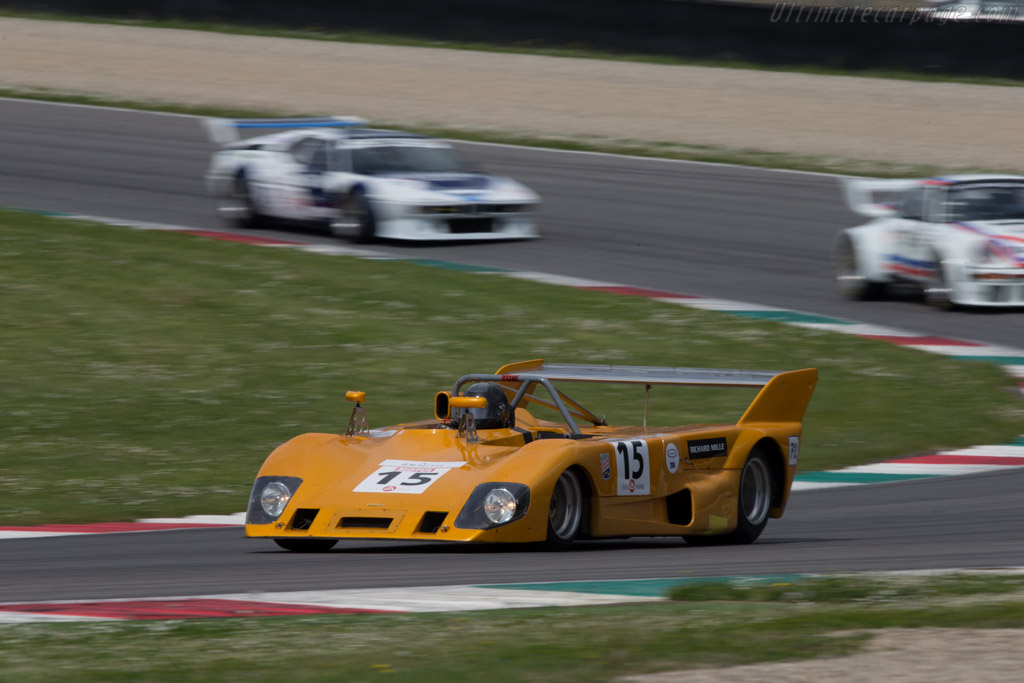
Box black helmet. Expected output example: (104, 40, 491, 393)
(463, 382, 512, 429)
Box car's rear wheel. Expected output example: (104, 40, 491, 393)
(834, 234, 886, 300)
(219, 175, 266, 230)
(273, 538, 338, 553)
(685, 449, 774, 546)
(730, 451, 773, 543)
(545, 469, 583, 550)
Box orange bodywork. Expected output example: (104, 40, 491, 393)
(245, 361, 817, 545)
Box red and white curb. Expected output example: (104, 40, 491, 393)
(0, 586, 660, 623)
(0, 514, 245, 540)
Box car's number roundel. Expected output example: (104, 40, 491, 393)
(612, 440, 650, 496)
(353, 460, 462, 494)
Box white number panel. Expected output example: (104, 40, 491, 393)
(789, 436, 800, 466)
(612, 440, 650, 496)
(353, 460, 462, 494)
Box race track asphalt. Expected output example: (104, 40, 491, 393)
(2, 97, 1022, 600)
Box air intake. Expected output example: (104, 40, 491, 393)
(418, 511, 448, 534)
(289, 508, 319, 531)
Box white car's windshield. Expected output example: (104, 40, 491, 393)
(351, 143, 468, 175)
(946, 184, 1024, 222)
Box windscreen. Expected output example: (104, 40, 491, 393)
(946, 183, 1024, 222)
(350, 140, 467, 175)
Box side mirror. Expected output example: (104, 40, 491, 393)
(434, 391, 451, 421)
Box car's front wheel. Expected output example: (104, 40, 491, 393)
(545, 469, 583, 550)
(834, 234, 886, 300)
(924, 256, 955, 309)
(273, 538, 338, 553)
(333, 189, 377, 243)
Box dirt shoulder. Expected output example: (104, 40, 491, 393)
(1, 17, 1022, 172)
(625, 627, 1024, 682)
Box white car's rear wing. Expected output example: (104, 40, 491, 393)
(202, 116, 366, 146)
(842, 177, 921, 218)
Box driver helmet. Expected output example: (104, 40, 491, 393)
(463, 382, 513, 429)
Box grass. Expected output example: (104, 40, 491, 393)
(1, 210, 1021, 524)
(1, 572, 1023, 681)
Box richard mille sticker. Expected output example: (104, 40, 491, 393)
(353, 460, 462, 494)
(665, 442, 680, 474)
(687, 437, 727, 459)
(612, 440, 650, 496)
(789, 436, 800, 466)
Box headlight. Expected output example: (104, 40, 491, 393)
(246, 476, 303, 524)
(483, 488, 517, 525)
(455, 483, 530, 530)
(261, 482, 292, 518)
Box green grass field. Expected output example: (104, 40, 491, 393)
(2, 572, 1023, 681)
(1, 210, 1021, 524)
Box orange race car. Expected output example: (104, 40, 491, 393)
(246, 360, 818, 551)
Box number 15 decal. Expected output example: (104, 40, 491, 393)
(353, 460, 461, 494)
(613, 440, 650, 496)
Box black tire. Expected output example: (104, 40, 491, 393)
(545, 469, 584, 550)
(219, 174, 267, 230)
(834, 234, 886, 301)
(347, 189, 377, 244)
(273, 538, 338, 553)
(684, 449, 774, 546)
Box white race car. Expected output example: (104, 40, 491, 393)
(834, 175, 1024, 307)
(203, 117, 540, 242)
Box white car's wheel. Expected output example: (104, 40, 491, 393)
(924, 256, 955, 309)
(219, 175, 266, 230)
(834, 234, 886, 300)
(336, 189, 377, 243)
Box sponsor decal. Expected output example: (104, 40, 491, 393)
(687, 437, 728, 459)
(789, 436, 800, 466)
(665, 442, 680, 474)
(600, 452, 611, 480)
(353, 460, 462, 494)
(612, 440, 650, 496)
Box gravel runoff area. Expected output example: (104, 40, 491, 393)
(1, 17, 1024, 172)
(2, 15, 1023, 679)
(625, 628, 1024, 683)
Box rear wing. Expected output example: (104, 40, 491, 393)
(843, 177, 920, 218)
(202, 116, 366, 146)
(456, 360, 817, 434)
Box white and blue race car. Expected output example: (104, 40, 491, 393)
(203, 117, 539, 242)
(834, 174, 1024, 307)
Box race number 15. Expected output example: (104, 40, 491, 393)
(613, 440, 650, 496)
